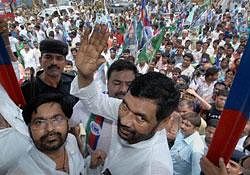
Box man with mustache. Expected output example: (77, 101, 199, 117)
(21, 39, 78, 108)
(71, 25, 180, 175)
(70, 59, 138, 155)
(7, 93, 103, 174)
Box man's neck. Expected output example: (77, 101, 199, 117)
(44, 146, 68, 172)
(40, 72, 61, 88)
(44, 146, 65, 161)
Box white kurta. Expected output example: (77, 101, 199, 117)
(71, 77, 173, 175)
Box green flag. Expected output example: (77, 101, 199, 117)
(137, 27, 166, 63)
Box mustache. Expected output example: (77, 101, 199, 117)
(47, 65, 60, 70)
(115, 92, 127, 97)
(117, 118, 135, 133)
(40, 131, 62, 141)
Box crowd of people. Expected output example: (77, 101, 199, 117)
(0, 0, 250, 174)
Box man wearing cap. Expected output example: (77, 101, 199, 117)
(21, 39, 78, 108)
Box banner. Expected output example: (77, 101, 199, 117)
(206, 37, 250, 166)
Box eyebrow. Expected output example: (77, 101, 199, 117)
(122, 99, 148, 119)
(32, 114, 64, 121)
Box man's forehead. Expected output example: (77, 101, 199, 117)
(110, 70, 135, 79)
(42, 53, 65, 57)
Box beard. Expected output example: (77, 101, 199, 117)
(117, 117, 157, 144)
(114, 92, 127, 99)
(31, 130, 68, 152)
(40, 131, 67, 151)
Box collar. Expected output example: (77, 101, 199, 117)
(118, 129, 167, 149)
(184, 131, 199, 145)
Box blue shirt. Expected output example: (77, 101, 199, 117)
(170, 131, 204, 175)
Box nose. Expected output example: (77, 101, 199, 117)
(45, 120, 55, 132)
(120, 83, 128, 93)
(120, 112, 134, 128)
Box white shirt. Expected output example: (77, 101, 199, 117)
(189, 76, 216, 103)
(70, 101, 114, 154)
(54, 30, 64, 41)
(102, 129, 173, 175)
(20, 49, 39, 69)
(0, 128, 32, 174)
(175, 63, 195, 78)
(137, 63, 149, 74)
(63, 20, 71, 32)
(8, 36, 18, 53)
(7, 134, 85, 175)
(0, 85, 28, 136)
(35, 30, 46, 43)
(70, 78, 174, 175)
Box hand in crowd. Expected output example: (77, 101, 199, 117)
(76, 24, 109, 87)
(185, 88, 198, 97)
(90, 149, 107, 169)
(200, 156, 228, 175)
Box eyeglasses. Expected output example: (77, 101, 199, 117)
(30, 115, 67, 129)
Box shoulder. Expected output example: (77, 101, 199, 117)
(61, 73, 75, 83)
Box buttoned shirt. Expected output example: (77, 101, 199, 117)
(189, 76, 216, 103)
(170, 131, 204, 175)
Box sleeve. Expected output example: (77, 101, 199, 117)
(70, 76, 122, 121)
(191, 151, 203, 175)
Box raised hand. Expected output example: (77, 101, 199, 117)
(76, 24, 109, 85)
(89, 149, 107, 169)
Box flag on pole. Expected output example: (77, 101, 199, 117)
(137, 27, 166, 63)
(206, 37, 250, 166)
(0, 34, 26, 107)
(140, 0, 150, 27)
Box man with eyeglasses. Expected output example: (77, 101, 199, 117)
(7, 93, 104, 174)
(21, 39, 78, 109)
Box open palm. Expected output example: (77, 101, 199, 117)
(76, 24, 109, 78)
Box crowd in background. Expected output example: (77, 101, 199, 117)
(2, 0, 250, 174)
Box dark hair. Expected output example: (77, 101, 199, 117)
(182, 112, 201, 128)
(65, 60, 73, 66)
(206, 119, 219, 128)
(214, 81, 227, 90)
(184, 53, 194, 62)
(22, 93, 73, 125)
(129, 72, 180, 122)
(216, 89, 229, 97)
(196, 41, 203, 45)
(178, 100, 194, 110)
(107, 59, 137, 80)
(172, 67, 182, 74)
(205, 67, 219, 77)
(123, 49, 130, 54)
